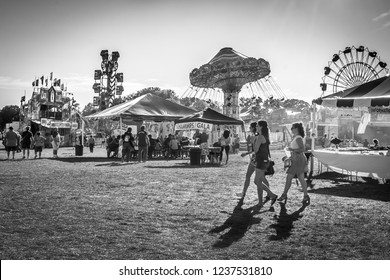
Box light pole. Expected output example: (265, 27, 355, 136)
(93, 50, 124, 111)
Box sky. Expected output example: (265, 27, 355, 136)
(0, 0, 389, 110)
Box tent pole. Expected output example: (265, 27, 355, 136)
(242, 123, 247, 151)
(120, 116, 123, 135)
(81, 119, 84, 146)
(310, 103, 316, 175)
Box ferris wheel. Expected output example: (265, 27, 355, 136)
(320, 45, 389, 96)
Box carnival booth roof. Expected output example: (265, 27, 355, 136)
(319, 76, 390, 108)
(175, 108, 244, 125)
(85, 93, 197, 121)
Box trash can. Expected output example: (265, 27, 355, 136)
(189, 147, 201, 165)
(75, 145, 83, 156)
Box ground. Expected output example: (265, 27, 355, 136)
(0, 146, 389, 260)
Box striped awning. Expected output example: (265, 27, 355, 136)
(321, 76, 390, 108)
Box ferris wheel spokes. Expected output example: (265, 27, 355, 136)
(321, 45, 389, 96)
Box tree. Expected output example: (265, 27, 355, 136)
(281, 99, 310, 111)
(81, 102, 97, 117)
(191, 99, 208, 111)
(123, 87, 179, 102)
(0, 105, 20, 130)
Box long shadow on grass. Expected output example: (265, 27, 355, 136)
(268, 203, 307, 241)
(146, 163, 223, 169)
(309, 182, 390, 202)
(208, 202, 265, 248)
(49, 157, 120, 163)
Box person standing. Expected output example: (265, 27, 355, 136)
(199, 129, 209, 164)
(169, 135, 179, 159)
(4, 126, 19, 160)
(51, 128, 61, 158)
(219, 129, 231, 164)
(233, 134, 240, 154)
(278, 122, 310, 205)
(122, 127, 135, 163)
(88, 136, 95, 153)
(137, 125, 150, 163)
(21, 126, 33, 159)
(192, 129, 201, 145)
(253, 120, 278, 209)
(33, 131, 46, 159)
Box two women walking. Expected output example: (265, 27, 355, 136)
(239, 120, 310, 210)
(238, 120, 278, 209)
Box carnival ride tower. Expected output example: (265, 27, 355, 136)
(187, 47, 284, 119)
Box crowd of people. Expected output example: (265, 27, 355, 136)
(5, 120, 390, 211)
(320, 133, 385, 150)
(104, 126, 195, 163)
(1, 126, 61, 160)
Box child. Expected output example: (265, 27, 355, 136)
(33, 132, 46, 159)
(169, 135, 179, 159)
(154, 139, 162, 158)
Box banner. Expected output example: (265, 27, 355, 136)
(175, 122, 213, 131)
(50, 121, 72, 129)
(337, 109, 361, 118)
(369, 107, 390, 114)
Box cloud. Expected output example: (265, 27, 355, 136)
(0, 76, 31, 89)
(372, 9, 390, 22)
(383, 21, 390, 28)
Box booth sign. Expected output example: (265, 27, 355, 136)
(175, 122, 213, 131)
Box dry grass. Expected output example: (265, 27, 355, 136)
(0, 146, 389, 260)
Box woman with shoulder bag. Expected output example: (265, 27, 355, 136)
(278, 122, 310, 205)
(253, 120, 278, 209)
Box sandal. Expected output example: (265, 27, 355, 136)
(277, 193, 288, 204)
(302, 195, 310, 205)
(270, 195, 278, 206)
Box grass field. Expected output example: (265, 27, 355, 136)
(0, 146, 389, 260)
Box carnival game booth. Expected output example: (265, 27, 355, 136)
(312, 76, 390, 181)
(85, 93, 197, 141)
(175, 108, 244, 165)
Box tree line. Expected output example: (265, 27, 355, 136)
(0, 86, 310, 130)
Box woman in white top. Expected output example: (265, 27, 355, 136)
(278, 122, 310, 205)
(219, 129, 231, 164)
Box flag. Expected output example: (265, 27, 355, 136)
(40, 76, 44, 85)
(50, 72, 53, 81)
(35, 79, 39, 87)
(45, 78, 48, 87)
(57, 79, 61, 86)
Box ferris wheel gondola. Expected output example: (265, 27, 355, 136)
(320, 45, 389, 96)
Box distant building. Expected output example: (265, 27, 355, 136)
(20, 85, 79, 147)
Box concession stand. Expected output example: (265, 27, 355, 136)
(312, 76, 390, 181)
(175, 108, 244, 165)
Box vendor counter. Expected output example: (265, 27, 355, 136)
(312, 148, 390, 180)
(182, 145, 222, 165)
